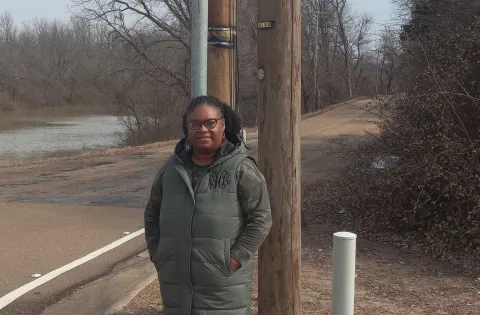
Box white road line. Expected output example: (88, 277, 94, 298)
(302, 111, 366, 137)
(301, 101, 350, 123)
(0, 228, 145, 310)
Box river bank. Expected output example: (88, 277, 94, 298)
(0, 105, 118, 131)
(0, 106, 127, 165)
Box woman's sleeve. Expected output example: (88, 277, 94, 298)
(230, 157, 273, 267)
(144, 165, 166, 261)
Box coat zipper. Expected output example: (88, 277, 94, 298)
(177, 163, 214, 306)
(174, 153, 237, 309)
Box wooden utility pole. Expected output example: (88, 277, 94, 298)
(257, 0, 302, 315)
(207, 0, 236, 108)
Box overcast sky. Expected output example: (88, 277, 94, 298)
(3, 0, 396, 30)
(2, 0, 73, 24)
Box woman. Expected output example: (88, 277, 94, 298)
(144, 95, 272, 315)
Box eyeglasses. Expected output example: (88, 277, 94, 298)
(187, 118, 224, 130)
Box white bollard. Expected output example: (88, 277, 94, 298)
(332, 231, 357, 315)
(241, 129, 247, 142)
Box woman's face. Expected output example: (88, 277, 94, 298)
(187, 104, 225, 153)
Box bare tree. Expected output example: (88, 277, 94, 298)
(333, 0, 373, 98)
(72, 0, 191, 94)
(0, 12, 16, 44)
(304, 0, 335, 110)
(334, 0, 353, 98)
(317, 0, 337, 104)
(350, 13, 374, 92)
(375, 27, 401, 94)
(301, 0, 374, 109)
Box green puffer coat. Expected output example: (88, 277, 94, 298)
(144, 136, 272, 315)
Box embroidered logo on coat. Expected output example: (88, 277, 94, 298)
(208, 171, 229, 189)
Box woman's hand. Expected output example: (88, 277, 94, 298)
(230, 256, 241, 271)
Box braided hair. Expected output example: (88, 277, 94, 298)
(182, 95, 245, 146)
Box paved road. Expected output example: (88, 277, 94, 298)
(0, 99, 377, 315)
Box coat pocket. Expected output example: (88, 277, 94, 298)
(153, 238, 175, 270)
(190, 238, 233, 284)
(223, 238, 232, 276)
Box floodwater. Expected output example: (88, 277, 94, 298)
(0, 115, 126, 164)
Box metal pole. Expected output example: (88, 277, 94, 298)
(313, 9, 319, 112)
(332, 231, 357, 315)
(191, 0, 208, 97)
(375, 49, 379, 95)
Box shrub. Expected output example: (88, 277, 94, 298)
(318, 0, 480, 267)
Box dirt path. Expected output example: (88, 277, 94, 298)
(113, 101, 480, 315)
